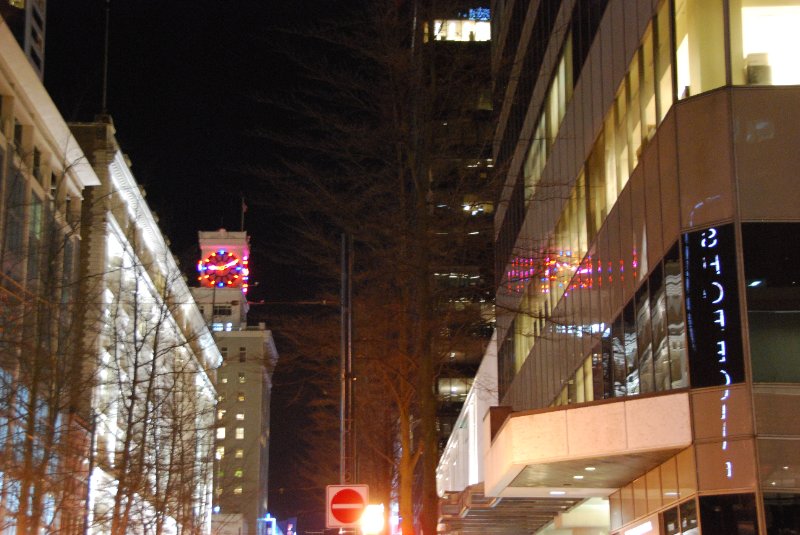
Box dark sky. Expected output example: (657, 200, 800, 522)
(44, 1, 337, 529)
(45, 0, 314, 303)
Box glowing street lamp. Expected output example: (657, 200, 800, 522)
(360, 503, 385, 534)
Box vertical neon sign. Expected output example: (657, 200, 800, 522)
(684, 224, 744, 387)
(684, 224, 744, 480)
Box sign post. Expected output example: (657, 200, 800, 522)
(326, 485, 369, 529)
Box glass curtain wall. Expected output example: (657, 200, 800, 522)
(513, 2, 674, 376)
(522, 38, 573, 202)
(504, 0, 800, 400)
(674, 0, 726, 99)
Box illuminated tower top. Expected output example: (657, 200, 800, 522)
(197, 229, 250, 293)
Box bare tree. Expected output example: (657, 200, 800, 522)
(80, 212, 215, 535)
(250, 2, 497, 532)
(0, 147, 95, 534)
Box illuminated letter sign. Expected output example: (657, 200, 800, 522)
(683, 225, 744, 388)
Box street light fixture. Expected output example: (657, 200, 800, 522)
(360, 504, 385, 534)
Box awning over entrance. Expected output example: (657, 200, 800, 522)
(485, 393, 692, 498)
(438, 483, 582, 534)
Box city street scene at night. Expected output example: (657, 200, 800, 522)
(1, 0, 800, 533)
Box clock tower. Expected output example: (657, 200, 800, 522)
(191, 229, 278, 535)
(197, 229, 250, 293)
(194, 229, 250, 331)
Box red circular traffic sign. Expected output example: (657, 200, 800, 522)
(330, 488, 366, 524)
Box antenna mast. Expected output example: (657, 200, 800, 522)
(101, 0, 111, 114)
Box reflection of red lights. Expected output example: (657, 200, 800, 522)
(507, 247, 642, 298)
(507, 252, 579, 294)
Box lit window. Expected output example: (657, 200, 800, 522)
(235, 449, 244, 459)
(238, 372, 246, 384)
(236, 413, 244, 421)
(217, 409, 226, 420)
(216, 488, 223, 496)
(426, 18, 491, 42)
(235, 427, 244, 440)
(218, 393, 225, 402)
(215, 446, 224, 460)
(233, 487, 243, 495)
(225, 322, 233, 331)
(234, 469, 243, 478)
(237, 392, 245, 402)
(212, 322, 224, 332)
(221, 377, 228, 384)
(737, 5, 800, 85)
(216, 428, 225, 440)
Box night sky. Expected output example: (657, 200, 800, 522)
(45, 0, 318, 302)
(44, 0, 337, 528)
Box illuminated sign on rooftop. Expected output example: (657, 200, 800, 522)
(468, 7, 490, 21)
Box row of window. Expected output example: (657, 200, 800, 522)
(216, 427, 245, 440)
(218, 391, 246, 402)
(424, 18, 491, 42)
(214, 446, 245, 460)
(218, 468, 245, 479)
(499, 0, 695, 398)
(552, 242, 687, 405)
(2, 148, 77, 290)
(508, 0, 675, 315)
(616, 492, 777, 535)
(494, 0, 611, 277)
(220, 372, 247, 384)
(217, 409, 246, 421)
(219, 346, 247, 362)
(215, 486, 244, 496)
(521, 221, 800, 412)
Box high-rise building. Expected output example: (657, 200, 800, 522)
(0, 16, 97, 533)
(440, 0, 800, 533)
(421, 0, 495, 457)
(192, 229, 279, 535)
(0, 0, 47, 79)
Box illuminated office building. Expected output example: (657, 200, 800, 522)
(421, 1, 495, 455)
(460, 0, 800, 533)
